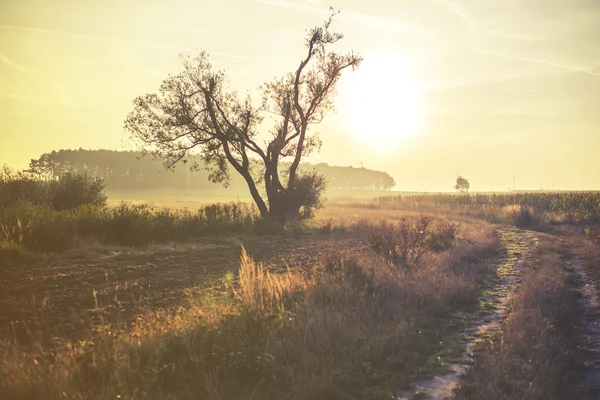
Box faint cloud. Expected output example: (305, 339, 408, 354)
(467, 46, 600, 76)
(257, 0, 433, 40)
(434, 0, 474, 26)
(433, 0, 549, 41)
(0, 52, 40, 79)
(0, 92, 53, 107)
(0, 24, 264, 61)
(258, 0, 569, 76)
(523, 88, 547, 94)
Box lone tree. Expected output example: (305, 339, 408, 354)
(124, 11, 362, 223)
(454, 175, 470, 193)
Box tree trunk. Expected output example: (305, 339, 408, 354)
(242, 172, 269, 218)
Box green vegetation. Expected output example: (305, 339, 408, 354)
(0, 166, 106, 212)
(2, 175, 600, 398)
(2, 4, 599, 399)
(123, 12, 364, 222)
(0, 167, 262, 253)
(0, 216, 500, 399)
(29, 149, 396, 192)
(454, 176, 470, 193)
(366, 216, 456, 271)
(373, 192, 600, 223)
(3, 150, 600, 399)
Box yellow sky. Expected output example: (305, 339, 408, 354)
(1, 0, 600, 191)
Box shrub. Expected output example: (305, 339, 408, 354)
(286, 170, 327, 221)
(22, 210, 77, 252)
(512, 205, 536, 228)
(429, 219, 457, 251)
(49, 173, 107, 211)
(103, 203, 153, 247)
(584, 226, 600, 246)
(151, 208, 184, 242)
(72, 205, 108, 240)
(0, 166, 48, 211)
(321, 251, 374, 293)
(197, 202, 259, 234)
(366, 216, 457, 271)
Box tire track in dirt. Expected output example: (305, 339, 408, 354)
(399, 227, 538, 400)
(570, 257, 600, 399)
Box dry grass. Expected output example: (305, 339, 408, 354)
(455, 237, 581, 400)
(332, 193, 600, 229)
(365, 216, 456, 271)
(0, 215, 500, 400)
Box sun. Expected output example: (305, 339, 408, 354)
(336, 51, 424, 151)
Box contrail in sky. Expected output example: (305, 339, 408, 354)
(468, 46, 600, 76)
(259, 0, 598, 76)
(0, 24, 263, 61)
(433, 0, 548, 41)
(0, 52, 40, 79)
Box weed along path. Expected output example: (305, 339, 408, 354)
(571, 257, 600, 398)
(399, 227, 538, 400)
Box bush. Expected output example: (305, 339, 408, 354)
(22, 210, 77, 252)
(584, 226, 600, 246)
(512, 205, 537, 228)
(366, 216, 457, 271)
(286, 170, 326, 221)
(0, 166, 48, 211)
(197, 202, 259, 234)
(321, 251, 374, 293)
(49, 173, 107, 211)
(0, 168, 106, 214)
(72, 205, 108, 240)
(151, 208, 184, 242)
(0, 166, 269, 252)
(103, 203, 153, 247)
(1, 200, 264, 253)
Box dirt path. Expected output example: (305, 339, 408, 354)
(570, 257, 600, 399)
(399, 227, 538, 400)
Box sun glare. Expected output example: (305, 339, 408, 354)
(337, 51, 424, 151)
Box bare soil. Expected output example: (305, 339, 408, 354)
(0, 230, 366, 343)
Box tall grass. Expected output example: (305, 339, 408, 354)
(0, 217, 500, 399)
(0, 168, 264, 253)
(370, 192, 600, 224)
(1, 202, 261, 252)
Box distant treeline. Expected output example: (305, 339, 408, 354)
(27, 149, 396, 192)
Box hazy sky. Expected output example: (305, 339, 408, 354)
(1, 0, 599, 191)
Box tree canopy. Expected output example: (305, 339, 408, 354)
(27, 149, 396, 192)
(124, 11, 362, 222)
(454, 176, 470, 193)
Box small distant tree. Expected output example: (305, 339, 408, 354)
(454, 176, 470, 193)
(124, 10, 362, 223)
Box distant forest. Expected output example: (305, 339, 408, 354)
(27, 150, 396, 192)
